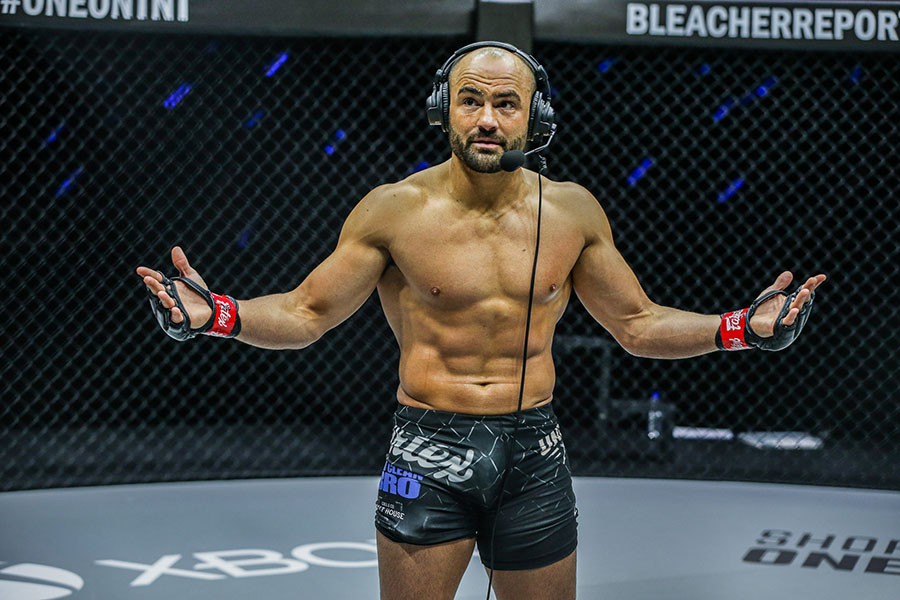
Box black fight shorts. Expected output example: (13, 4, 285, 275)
(374, 403, 578, 571)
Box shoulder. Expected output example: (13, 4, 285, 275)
(541, 178, 612, 244)
(352, 178, 423, 218)
(340, 177, 426, 246)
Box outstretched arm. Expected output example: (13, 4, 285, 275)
(137, 185, 393, 350)
(569, 185, 825, 358)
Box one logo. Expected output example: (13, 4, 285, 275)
(388, 428, 474, 482)
(0, 563, 84, 600)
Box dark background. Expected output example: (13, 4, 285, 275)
(1, 28, 897, 490)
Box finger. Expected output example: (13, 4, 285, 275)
(157, 289, 175, 309)
(143, 275, 165, 294)
(136, 266, 163, 282)
(172, 246, 193, 277)
(170, 306, 184, 324)
(773, 270, 793, 290)
(758, 271, 793, 298)
(791, 288, 809, 311)
(782, 306, 799, 326)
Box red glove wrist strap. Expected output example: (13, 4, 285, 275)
(718, 308, 752, 351)
(204, 292, 240, 338)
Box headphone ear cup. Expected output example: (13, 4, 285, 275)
(529, 93, 555, 141)
(440, 81, 450, 133)
(426, 84, 443, 128)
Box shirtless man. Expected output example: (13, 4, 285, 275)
(137, 43, 826, 600)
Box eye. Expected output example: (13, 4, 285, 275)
(462, 97, 478, 106)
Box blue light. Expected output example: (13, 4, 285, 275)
(717, 177, 744, 203)
(713, 97, 735, 122)
(335, 129, 346, 141)
(415, 161, 429, 172)
(597, 57, 618, 73)
(849, 65, 864, 85)
(55, 167, 83, 198)
(324, 145, 335, 155)
(163, 83, 192, 109)
(696, 63, 711, 76)
(265, 52, 289, 77)
(44, 123, 65, 146)
(627, 157, 654, 187)
(651, 391, 660, 401)
(758, 76, 777, 98)
(237, 228, 252, 249)
(245, 108, 266, 129)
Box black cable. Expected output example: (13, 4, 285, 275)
(485, 157, 545, 599)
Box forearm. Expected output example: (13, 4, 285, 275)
(234, 293, 323, 350)
(622, 304, 720, 359)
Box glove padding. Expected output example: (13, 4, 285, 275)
(147, 272, 240, 341)
(744, 287, 816, 351)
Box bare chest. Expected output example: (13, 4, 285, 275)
(388, 203, 584, 307)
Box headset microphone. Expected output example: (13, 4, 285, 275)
(500, 123, 558, 172)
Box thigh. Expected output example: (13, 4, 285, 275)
(376, 531, 476, 600)
(488, 549, 576, 600)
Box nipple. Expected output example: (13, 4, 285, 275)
(550, 283, 558, 292)
(430, 286, 441, 296)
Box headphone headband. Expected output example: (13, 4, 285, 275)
(431, 41, 551, 99)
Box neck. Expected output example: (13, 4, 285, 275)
(447, 153, 528, 214)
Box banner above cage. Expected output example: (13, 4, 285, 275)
(538, 1, 900, 52)
(1, 0, 899, 52)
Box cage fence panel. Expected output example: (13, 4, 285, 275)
(1, 30, 897, 491)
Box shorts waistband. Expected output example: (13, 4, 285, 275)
(394, 401, 556, 427)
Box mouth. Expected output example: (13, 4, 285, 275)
(470, 138, 505, 150)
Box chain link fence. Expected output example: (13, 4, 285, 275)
(1, 29, 897, 491)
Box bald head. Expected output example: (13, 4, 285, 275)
(448, 47, 536, 99)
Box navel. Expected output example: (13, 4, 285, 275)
(430, 286, 441, 296)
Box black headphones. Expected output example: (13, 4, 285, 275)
(425, 41, 555, 143)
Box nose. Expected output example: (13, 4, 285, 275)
(476, 103, 498, 132)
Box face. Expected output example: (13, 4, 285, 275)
(447, 51, 534, 173)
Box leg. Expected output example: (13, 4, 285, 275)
(488, 549, 576, 600)
(377, 530, 476, 600)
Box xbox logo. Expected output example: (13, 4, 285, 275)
(0, 563, 84, 599)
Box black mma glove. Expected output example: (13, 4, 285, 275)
(716, 288, 816, 352)
(147, 272, 241, 341)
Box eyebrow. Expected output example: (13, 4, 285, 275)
(457, 86, 522, 103)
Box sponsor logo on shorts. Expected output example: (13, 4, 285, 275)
(538, 425, 566, 461)
(375, 499, 406, 521)
(378, 462, 423, 499)
(388, 427, 475, 483)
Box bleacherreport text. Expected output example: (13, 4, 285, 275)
(626, 3, 900, 42)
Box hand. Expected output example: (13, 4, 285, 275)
(748, 271, 827, 337)
(136, 246, 212, 328)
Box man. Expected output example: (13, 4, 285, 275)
(137, 43, 825, 600)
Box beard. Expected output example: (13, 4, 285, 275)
(449, 128, 527, 173)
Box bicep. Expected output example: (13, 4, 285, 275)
(287, 192, 391, 334)
(570, 198, 653, 344)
